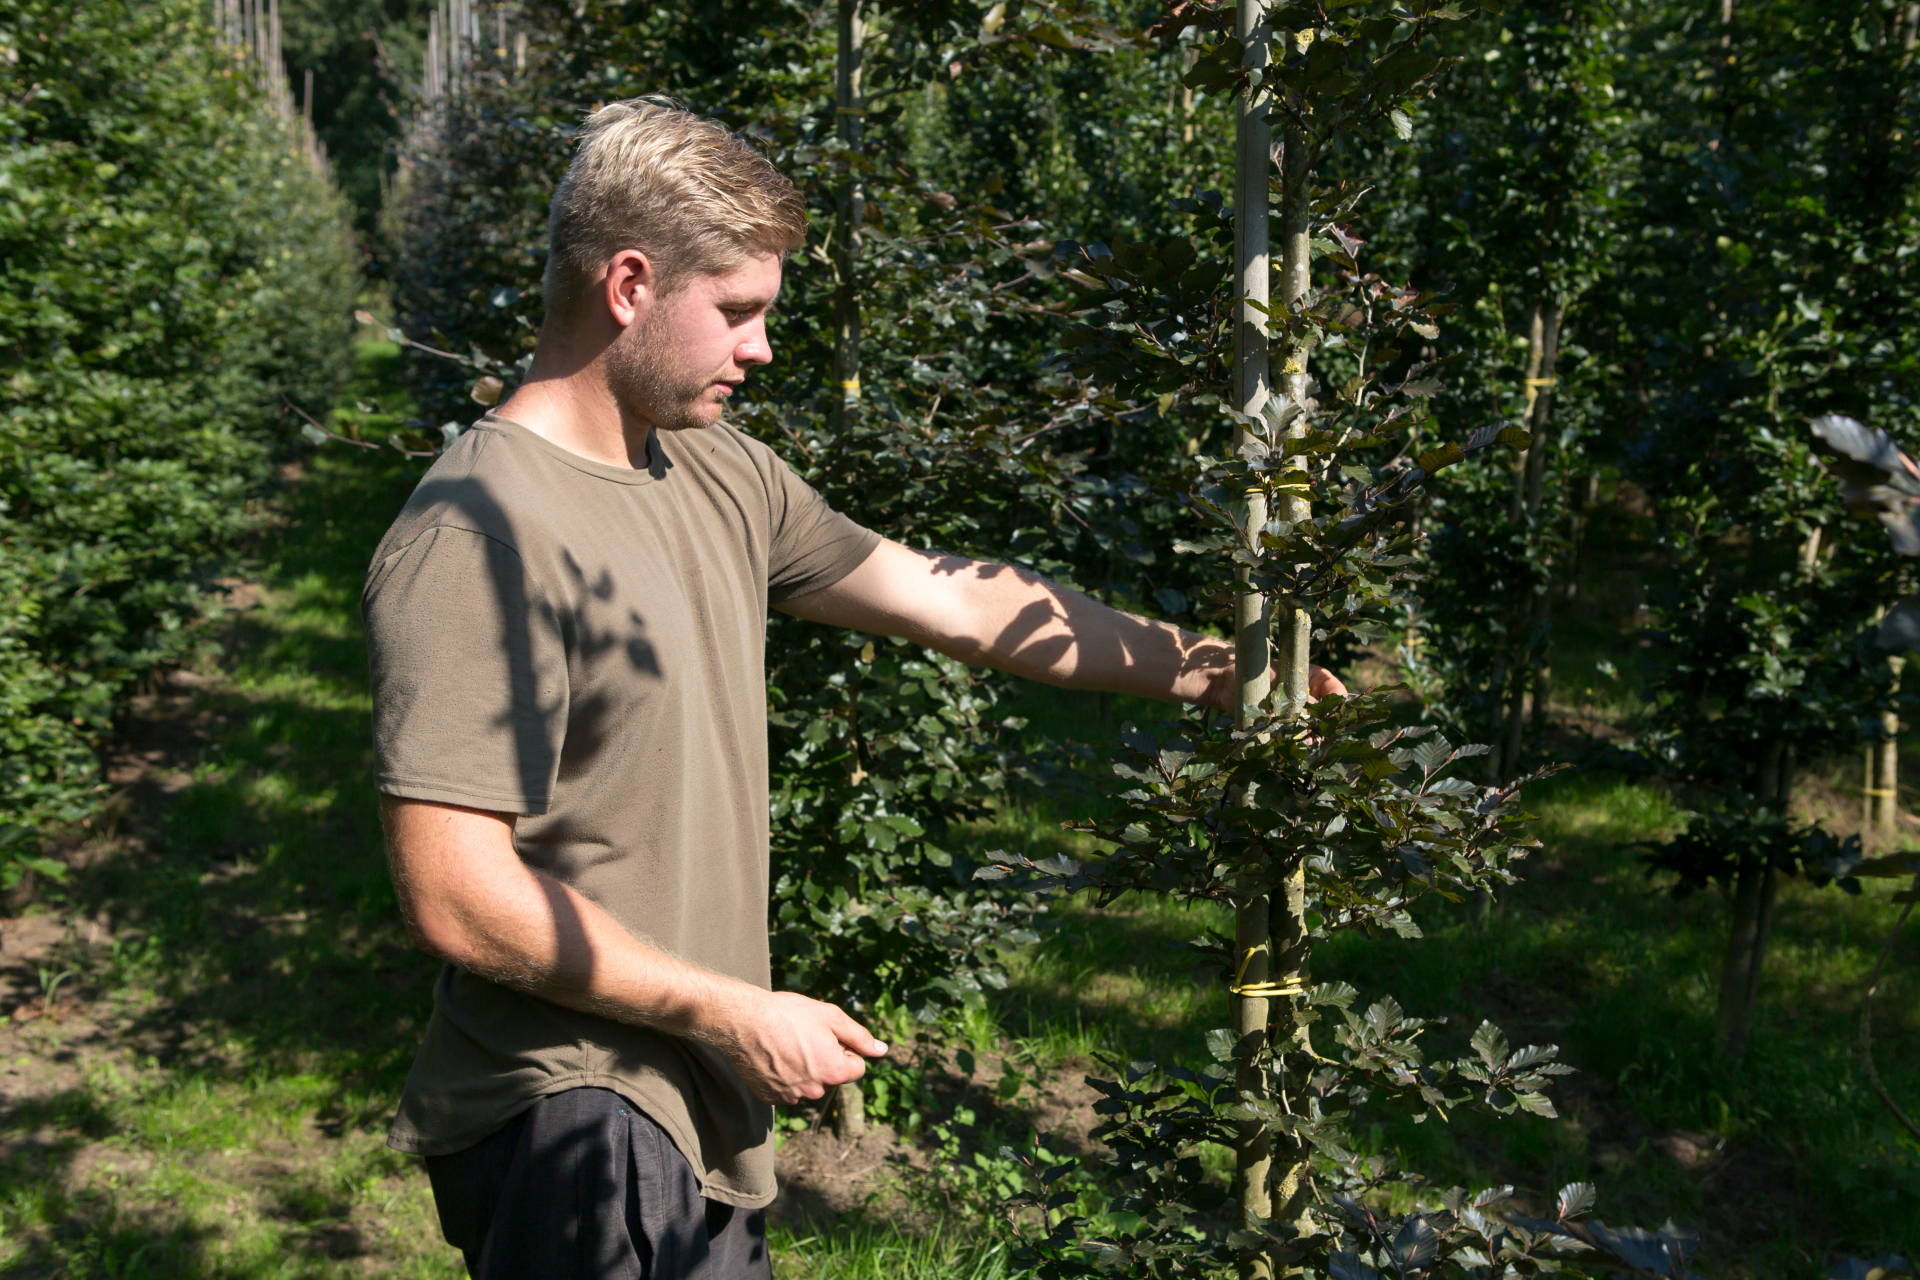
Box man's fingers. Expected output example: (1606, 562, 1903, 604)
(1308, 664, 1348, 698)
(827, 1052, 868, 1086)
(827, 1006, 889, 1058)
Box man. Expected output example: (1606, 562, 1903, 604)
(367, 99, 1342, 1279)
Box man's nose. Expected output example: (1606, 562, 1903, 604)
(735, 318, 773, 367)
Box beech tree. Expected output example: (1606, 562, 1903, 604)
(0, 0, 356, 883)
(1382, 0, 1634, 783)
(982, 3, 1692, 1276)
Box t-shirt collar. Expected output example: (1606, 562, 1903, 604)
(475, 413, 669, 486)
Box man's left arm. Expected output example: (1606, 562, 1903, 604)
(775, 539, 1345, 708)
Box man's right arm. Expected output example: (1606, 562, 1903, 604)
(380, 796, 887, 1104)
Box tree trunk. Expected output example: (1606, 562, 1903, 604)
(1717, 857, 1765, 1060)
(829, 1079, 866, 1138)
(1874, 655, 1904, 838)
(1719, 738, 1787, 1061)
(824, 0, 867, 1145)
(1483, 646, 1510, 787)
(1267, 116, 1315, 1247)
(1530, 587, 1553, 738)
(1229, 6, 1275, 1271)
(1567, 472, 1599, 607)
(1503, 299, 1565, 776)
(831, 0, 863, 433)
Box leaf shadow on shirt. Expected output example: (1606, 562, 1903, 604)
(408, 473, 666, 814)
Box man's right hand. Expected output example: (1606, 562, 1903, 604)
(382, 797, 891, 1106)
(710, 989, 889, 1105)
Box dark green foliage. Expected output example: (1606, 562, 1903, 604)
(1365, 0, 1631, 772)
(0, 0, 357, 872)
(1373, 0, 1920, 1066)
(1604, 0, 1920, 1060)
(1643, 808, 1867, 898)
(1602, 0, 1920, 786)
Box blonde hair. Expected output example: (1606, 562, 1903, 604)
(543, 98, 807, 312)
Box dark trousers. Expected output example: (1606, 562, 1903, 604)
(424, 1088, 772, 1280)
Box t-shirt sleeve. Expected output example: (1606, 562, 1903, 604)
(761, 448, 881, 603)
(363, 525, 568, 814)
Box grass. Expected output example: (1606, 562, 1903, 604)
(770, 1221, 1016, 1279)
(0, 340, 1913, 1276)
(970, 721, 1920, 1275)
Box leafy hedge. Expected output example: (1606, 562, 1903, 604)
(0, 0, 357, 873)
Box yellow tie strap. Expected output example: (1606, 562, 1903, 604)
(1863, 788, 1897, 797)
(1229, 949, 1309, 999)
(838, 377, 861, 400)
(1523, 377, 1556, 387)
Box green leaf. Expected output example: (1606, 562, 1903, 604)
(1557, 1181, 1597, 1220)
(1415, 443, 1465, 474)
(1471, 1020, 1509, 1069)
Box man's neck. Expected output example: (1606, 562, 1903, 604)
(494, 343, 654, 471)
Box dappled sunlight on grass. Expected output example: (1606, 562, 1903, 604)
(772, 1219, 1016, 1280)
(1000, 893, 1233, 1067)
(1529, 773, 1690, 848)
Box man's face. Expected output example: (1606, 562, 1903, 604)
(605, 253, 782, 433)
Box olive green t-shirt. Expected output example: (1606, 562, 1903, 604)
(363, 413, 879, 1207)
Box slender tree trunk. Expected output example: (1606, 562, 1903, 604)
(831, 0, 863, 436)
(1864, 734, 1878, 833)
(1568, 472, 1598, 608)
(1483, 645, 1510, 787)
(1718, 857, 1766, 1060)
(1502, 300, 1564, 776)
(1229, 7, 1275, 1270)
(1719, 738, 1787, 1061)
(1530, 589, 1553, 736)
(1267, 117, 1316, 1242)
(1873, 655, 1904, 839)
(828, 0, 867, 1140)
(1868, 604, 1887, 834)
(827, 1077, 865, 1138)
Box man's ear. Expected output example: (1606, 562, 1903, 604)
(602, 249, 655, 329)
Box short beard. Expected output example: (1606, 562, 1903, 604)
(604, 306, 718, 433)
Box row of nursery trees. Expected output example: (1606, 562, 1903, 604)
(373, 0, 1920, 1273)
(1, 0, 357, 886)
